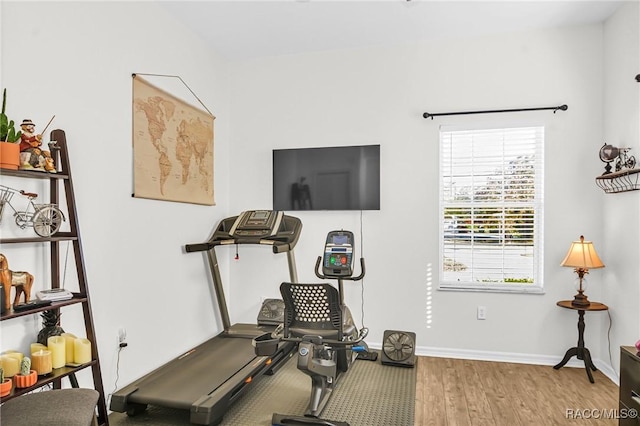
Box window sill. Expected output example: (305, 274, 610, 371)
(438, 285, 545, 295)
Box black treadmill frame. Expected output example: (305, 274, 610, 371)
(110, 211, 301, 425)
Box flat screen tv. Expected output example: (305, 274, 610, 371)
(273, 145, 380, 211)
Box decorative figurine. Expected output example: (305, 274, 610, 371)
(615, 148, 636, 172)
(599, 143, 637, 174)
(37, 309, 65, 345)
(0, 185, 65, 237)
(18, 118, 56, 173)
(0, 253, 34, 311)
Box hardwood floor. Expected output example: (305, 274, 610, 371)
(414, 356, 620, 425)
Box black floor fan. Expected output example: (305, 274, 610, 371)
(381, 330, 416, 367)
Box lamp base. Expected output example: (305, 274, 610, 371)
(571, 292, 590, 307)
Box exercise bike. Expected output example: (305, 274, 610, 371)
(253, 230, 373, 426)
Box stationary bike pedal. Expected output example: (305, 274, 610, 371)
(272, 413, 349, 426)
(356, 351, 378, 361)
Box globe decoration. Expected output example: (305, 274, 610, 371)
(599, 143, 619, 175)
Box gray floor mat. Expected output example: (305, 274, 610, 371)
(109, 352, 416, 426)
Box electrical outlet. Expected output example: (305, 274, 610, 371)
(118, 328, 127, 343)
(477, 306, 487, 320)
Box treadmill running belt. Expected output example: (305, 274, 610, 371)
(127, 336, 258, 409)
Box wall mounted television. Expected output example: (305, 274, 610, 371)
(273, 144, 380, 211)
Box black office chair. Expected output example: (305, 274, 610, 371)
(279, 282, 363, 418)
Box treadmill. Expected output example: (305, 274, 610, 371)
(110, 210, 302, 425)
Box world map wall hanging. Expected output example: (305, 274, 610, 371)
(132, 74, 215, 205)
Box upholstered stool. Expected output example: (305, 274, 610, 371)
(1, 388, 99, 426)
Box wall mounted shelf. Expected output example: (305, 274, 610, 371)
(595, 168, 640, 193)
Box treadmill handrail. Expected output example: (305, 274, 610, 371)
(185, 238, 296, 253)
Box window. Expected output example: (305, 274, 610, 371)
(439, 126, 544, 293)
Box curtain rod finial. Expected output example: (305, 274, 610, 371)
(636, 74, 640, 82)
(423, 112, 433, 119)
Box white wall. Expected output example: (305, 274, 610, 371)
(602, 0, 640, 376)
(0, 1, 232, 394)
(1, 0, 637, 405)
(227, 24, 613, 369)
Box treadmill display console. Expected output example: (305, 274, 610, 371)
(322, 230, 354, 277)
(232, 210, 282, 237)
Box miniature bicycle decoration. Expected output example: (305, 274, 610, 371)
(0, 185, 65, 237)
(615, 148, 636, 172)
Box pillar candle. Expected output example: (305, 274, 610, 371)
(47, 336, 65, 369)
(2, 350, 24, 363)
(0, 355, 20, 377)
(31, 350, 52, 375)
(30, 343, 47, 355)
(61, 333, 77, 364)
(73, 338, 91, 364)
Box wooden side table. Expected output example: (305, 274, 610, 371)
(553, 300, 608, 383)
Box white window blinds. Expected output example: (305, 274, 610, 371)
(439, 126, 544, 293)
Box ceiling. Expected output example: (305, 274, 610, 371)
(161, 0, 624, 61)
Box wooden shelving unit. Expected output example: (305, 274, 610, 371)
(0, 129, 108, 425)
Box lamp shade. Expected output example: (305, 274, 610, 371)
(560, 235, 605, 269)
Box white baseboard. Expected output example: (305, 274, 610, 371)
(367, 343, 619, 385)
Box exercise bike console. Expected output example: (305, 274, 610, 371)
(321, 230, 354, 277)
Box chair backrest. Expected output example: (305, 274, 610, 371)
(280, 282, 343, 340)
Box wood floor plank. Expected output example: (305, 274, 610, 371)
(416, 357, 448, 426)
(442, 359, 472, 426)
(459, 359, 494, 425)
(414, 357, 619, 426)
(474, 359, 522, 425)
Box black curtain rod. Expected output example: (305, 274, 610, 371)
(422, 104, 568, 120)
(636, 74, 640, 82)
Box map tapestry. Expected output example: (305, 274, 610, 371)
(132, 75, 215, 205)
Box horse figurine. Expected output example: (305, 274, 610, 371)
(0, 253, 34, 311)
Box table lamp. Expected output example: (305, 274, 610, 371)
(560, 235, 605, 307)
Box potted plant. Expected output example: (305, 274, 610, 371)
(0, 88, 22, 170)
(14, 357, 37, 388)
(0, 367, 12, 397)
